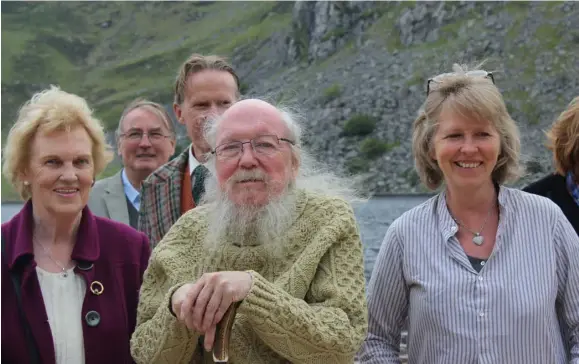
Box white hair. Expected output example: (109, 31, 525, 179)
(199, 100, 365, 253)
(202, 101, 364, 204)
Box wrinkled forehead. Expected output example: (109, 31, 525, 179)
(122, 107, 169, 130)
(216, 106, 286, 142)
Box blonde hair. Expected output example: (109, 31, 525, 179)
(2, 85, 113, 199)
(412, 63, 522, 190)
(173, 53, 240, 105)
(546, 96, 579, 176)
(116, 98, 176, 141)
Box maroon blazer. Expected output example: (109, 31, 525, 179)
(1, 200, 151, 364)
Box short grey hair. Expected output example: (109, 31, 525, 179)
(115, 98, 176, 142)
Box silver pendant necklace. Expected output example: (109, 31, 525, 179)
(33, 236, 73, 278)
(450, 204, 494, 246)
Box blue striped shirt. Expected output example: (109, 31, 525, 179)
(357, 186, 579, 364)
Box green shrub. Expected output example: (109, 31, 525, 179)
(345, 157, 370, 174)
(322, 83, 341, 102)
(342, 114, 376, 136)
(360, 138, 395, 159)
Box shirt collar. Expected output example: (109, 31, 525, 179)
(566, 171, 579, 206)
(188, 144, 201, 176)
(437, 184, 509, 242)
(121, 168, 140, 205)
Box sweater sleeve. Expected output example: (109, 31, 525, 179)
(237, 215, 368, 363)
(130, 217, 202, 364)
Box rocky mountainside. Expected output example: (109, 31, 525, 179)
(2, 1, 578, 199)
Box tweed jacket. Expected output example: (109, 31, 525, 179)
(138, 149, 189, 248)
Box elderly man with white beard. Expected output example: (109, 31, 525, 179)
(130, 99, 368, 364)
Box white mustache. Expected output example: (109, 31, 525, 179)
(228, 169, 268, 183)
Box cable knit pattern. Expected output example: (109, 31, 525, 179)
(130, 189, 368, 364)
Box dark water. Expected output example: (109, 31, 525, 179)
(352, 196, 431, 280)
(1, 196, 431, 281)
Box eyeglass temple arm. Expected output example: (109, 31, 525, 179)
(426, 79, 433, 96)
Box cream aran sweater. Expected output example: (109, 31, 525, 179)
(130, 190, 368, 364)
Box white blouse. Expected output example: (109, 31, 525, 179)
(36, 267, 86, 364)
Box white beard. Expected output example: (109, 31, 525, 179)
(203, 181, 299, 254)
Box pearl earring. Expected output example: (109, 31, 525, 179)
(24, 181, 30, 186)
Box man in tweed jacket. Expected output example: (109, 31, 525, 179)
(138, 54, 240, 247)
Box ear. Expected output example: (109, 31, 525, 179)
(169, 137, 176, 154)
(173, 103, 184, 125)
(429, 146, 437, 161)
(19, 170, 30, 185)
(290, 152, 300, 179)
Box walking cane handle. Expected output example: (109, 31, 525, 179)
(212, 302, 240, 363)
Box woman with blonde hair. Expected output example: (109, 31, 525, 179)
(524, 97, 579, 235)
(357, 65, 579, 363)
(1, 86, 151, 363)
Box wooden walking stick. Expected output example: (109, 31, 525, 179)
(212, 302, 240, 363)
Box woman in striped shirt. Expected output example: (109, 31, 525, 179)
(358, 64, 579, 364)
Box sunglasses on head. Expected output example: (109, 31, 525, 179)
(426, 70, 495, 95)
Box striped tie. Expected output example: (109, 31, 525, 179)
(191, 165, 208, 205)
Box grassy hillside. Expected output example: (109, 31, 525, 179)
(1, 2, 292, 132)
(1, 2, 576, 200)
(1, 1, 293, 201)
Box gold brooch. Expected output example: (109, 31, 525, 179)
(90, 281, 104, 296)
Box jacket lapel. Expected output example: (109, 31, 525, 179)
(103, 171, 131, 226)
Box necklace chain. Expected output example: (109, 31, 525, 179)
(33, 236, 74, 276)
(450, 203, 495, 245)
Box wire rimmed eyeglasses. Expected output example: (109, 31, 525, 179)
(120, 130, 173, 143)
(211, 134, 295, 160)
(426, 70, 495, 96)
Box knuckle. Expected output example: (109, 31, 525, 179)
(209, 273, 222, 284)
(200, 273, 212, 282)
(221, 281, 231, 292)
